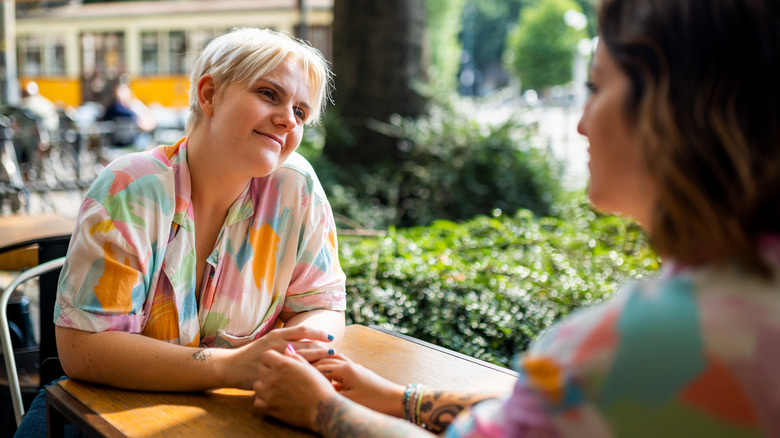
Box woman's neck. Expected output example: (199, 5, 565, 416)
(186, 131, 251, 213)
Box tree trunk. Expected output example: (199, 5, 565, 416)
(326, 0, 428, 167)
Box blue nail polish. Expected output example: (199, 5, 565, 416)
(328, 349, 335, 355)
(327, 334, 334, 341)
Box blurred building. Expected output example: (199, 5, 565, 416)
(11, 0, 333, 108)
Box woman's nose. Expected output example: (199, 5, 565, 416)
(272, 106, 296, 131)
(576, 113, 587, 136)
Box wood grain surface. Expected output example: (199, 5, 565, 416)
(52, 324, 518, 437)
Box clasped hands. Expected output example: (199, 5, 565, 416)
(253, 336, 404, 431)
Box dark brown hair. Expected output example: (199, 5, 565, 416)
(598, 0, 780, 276)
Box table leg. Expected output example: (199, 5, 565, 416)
(45, 390, 66, 438)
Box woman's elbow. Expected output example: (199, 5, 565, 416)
(55, 326, 96, 379)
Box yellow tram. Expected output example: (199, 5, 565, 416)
(15, 0, 333, 109)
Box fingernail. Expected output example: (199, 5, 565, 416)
(327, 334, 334, 341)
(328, 349, 335, 355)
(287, 343, 297, 354)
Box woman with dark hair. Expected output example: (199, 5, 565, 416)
(251, 0, 780, 436)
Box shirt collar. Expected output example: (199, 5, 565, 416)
(165, 137, 254, 230)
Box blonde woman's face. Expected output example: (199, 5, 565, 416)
(204, 56, 311, 179)
(577, 42, 655, 228)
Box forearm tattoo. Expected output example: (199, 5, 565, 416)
(316, 395, 420, 438)
(192, 349, 212, 361)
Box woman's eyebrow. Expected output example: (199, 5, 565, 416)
(259, 79, 312, 112)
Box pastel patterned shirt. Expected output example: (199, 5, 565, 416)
(448, 238, 780, 437)
(55, 138, 346, 348)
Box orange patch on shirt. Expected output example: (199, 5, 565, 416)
(162, 141, 182, 159)
(94, 241, 137, 313)
(249, 222, 280, 292)
(327, 229, 337, 252)
(522, 355, 564, 404)
(679, 355, 758, 426)
(141, 284, 180, 342)
(90, 218, 115, 235)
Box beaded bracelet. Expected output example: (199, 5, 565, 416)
(415, 385, 426, 426)
(402, 384, 414, 421)
(402, 384, 428, 426)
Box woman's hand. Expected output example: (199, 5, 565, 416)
(253, 345, 337, 430)
(255, 348, 438, 437)
(314, 355, 406, 417)
(228, 325, 335, 389)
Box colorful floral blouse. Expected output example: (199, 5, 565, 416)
(448, 239, 780, 437)
(55, 138, 346, 348)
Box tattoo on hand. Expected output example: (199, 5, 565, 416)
(317, 396, 409, 437)
(430, 404, 464, 432)
(193, 349, 212, 361)
(425, 393, 481, 432)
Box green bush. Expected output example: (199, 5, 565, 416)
(339, 193, 660, 367)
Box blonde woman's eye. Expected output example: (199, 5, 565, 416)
(295, 108, 306, 120)
(259, 89, 275, 99)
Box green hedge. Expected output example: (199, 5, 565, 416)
(339, 194, 660, 368)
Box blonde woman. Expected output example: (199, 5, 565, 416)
(18, 28, 345, 436)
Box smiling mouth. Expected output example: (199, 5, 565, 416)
(254, 130, 282, 147)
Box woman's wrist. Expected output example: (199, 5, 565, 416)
(401, 384, 428, 427)
(384, 382, 407, 418)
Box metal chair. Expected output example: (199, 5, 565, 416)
(0, 256, 66, 427)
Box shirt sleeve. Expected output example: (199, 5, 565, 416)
(54, 196, 149, 334)
(283, 183, 347, 313)
(446, 286, 637, 437)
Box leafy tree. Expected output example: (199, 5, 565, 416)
(505, 0, 587, 93)
(426, 0, 467, 87)
(458, 0, 526, 94)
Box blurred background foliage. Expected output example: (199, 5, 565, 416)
(300, 86, 564, 229)
(505, 0, 589, 92)
(295, 0, 662, 368)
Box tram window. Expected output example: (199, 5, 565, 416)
(170, 31, 186, 74)
(51, 41, 66, 75)
(18, 35, 67, 76)
(141, 31, 159, 75)
(18, 36, 42, 76)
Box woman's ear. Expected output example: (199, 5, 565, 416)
(197, 74, 216, 117)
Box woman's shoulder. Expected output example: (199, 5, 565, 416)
(523, 262, 780, 385)
(267, 152, 328, 198)
(85, 146, 182, 211)
(279, 151, 317, 176)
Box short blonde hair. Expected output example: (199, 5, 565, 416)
(186, 27, 332, 133)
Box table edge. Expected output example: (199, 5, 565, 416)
(47, 384, 125, 438)
(366, 325, 519, 378)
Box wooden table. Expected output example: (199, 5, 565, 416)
(46, 324, 519, 437)
(0, 213, 75, 271)
(0, 213, 75, 392)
